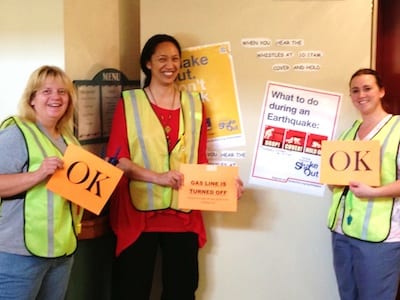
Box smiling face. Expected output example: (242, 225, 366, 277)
(30, 76, 70, 127)
(146, 41, 181, 86)
(349, 74, 385, 116)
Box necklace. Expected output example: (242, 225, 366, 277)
(160, 112, 172, 135)
(147, 86, 176, 109)
(157, 107, 180, 149)
(147, 86, 178, 148)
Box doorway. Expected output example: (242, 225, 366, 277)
(376, 0, 400, 113)
(375, 1, 400, 298)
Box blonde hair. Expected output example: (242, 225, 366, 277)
(18, 65, 77, 135)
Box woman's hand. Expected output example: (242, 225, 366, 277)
(236, 177, 244, 199)
(349, 181, 376, 198)
(36, 156, 64, 181)
(158, 170, 183, 190)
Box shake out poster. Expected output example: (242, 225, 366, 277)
(249, 81, 342, 196)
(176, 42, 245, 149)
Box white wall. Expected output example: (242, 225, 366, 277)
(0, 0, 376, 299)
(141, 1, 374, 299)
(0, 0, 64, 121)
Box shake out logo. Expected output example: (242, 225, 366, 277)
(294, 158, 319, 178)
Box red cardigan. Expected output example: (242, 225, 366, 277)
(106, 97, 208, 256)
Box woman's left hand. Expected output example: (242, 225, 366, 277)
(236, 177, 244, 199)
(349, 181, 376, 198)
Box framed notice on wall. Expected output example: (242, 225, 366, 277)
(73, 68, 139, 146)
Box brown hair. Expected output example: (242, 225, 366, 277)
(349, 68, 384, 89)
(140, 34, 182, 88)
(349, 68, 389, 112)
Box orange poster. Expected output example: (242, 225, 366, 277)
(320, 140, 380, 186)
(46, 144, 123, 215)
(177, 42, 245, 149)
(178, 164, 238, 212)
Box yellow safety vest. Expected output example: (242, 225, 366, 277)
(123, 89, 203, 211)
(0, 116, 83, 257)
(328, 116, 400, 242)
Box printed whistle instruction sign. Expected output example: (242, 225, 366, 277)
(46, 144, 123, 215)
(178, 164, 238, 212)
(320, 140, 380, 186)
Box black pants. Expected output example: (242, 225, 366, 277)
(112, 232, 199, 300)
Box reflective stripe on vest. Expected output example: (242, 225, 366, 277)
(328, 116, 400, 242)
(123, 89, 203, 211)
(0, 116, 83, 257)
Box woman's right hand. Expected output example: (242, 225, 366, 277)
(36, 156, 64, 181)
(116, 158, 182, 190)
(157, 170, 183, 190)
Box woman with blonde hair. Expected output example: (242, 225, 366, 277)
(0, 65, 83, 299)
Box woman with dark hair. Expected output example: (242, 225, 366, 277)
(328, 68, 400, 300)
(107, 34, 243, 299)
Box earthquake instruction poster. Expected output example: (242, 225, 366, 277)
(249, 81, 342, 196)
(177, 42, 245, 149)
